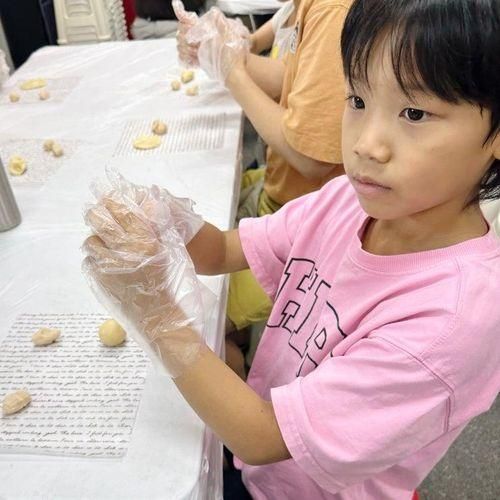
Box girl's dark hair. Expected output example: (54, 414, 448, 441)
(341, 0, 500, 201)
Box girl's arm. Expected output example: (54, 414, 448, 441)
(244, 54, 286, 101)
(227, 63, 341, 181)
(250, 19, 275, 55)
(186, 222, 249, 275)
(166, 338, 291, 465)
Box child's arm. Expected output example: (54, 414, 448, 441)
(186, 223, 249, 275)
(84, 190, 290, 466)
(164, 337, 292, 465)
(244, 54, 286, 101)
(227, 63, 342, 181)
(250, 19, 275, 55)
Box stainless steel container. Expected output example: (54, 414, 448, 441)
(0, 156, 21, 232)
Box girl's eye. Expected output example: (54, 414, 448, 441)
(347, 95, 365, 110)
(403, 108, 426, 121)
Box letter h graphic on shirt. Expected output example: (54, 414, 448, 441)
(267, 258, 345, 376)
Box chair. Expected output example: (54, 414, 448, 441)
(53, 0, 127, 44)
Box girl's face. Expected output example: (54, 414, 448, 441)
(342, 43, 500, 222)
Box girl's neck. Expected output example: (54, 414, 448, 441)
(362, 204, 488, 256)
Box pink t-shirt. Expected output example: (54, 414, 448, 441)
(237, 176, 500, 499)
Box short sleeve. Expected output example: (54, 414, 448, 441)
(239, 192, 310, 299)
(271, 338, 451, 493)
(282, 4, 348, 163)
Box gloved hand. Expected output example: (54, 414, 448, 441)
(99, 170, 205, 244)
(82, 171, 213, 378)
(185, 7, 251, 83)
(173, 0, 200, 67)
(0, 49, 10, 87)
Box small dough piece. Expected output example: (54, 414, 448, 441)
(39, 89, 50, 100)
(180, 70, 194, 84)
(9, 92, 20, 103)
(20, 78, 46, 91)
(171, 80, 181, 91)
(43, 139, 54, 152)
(185, 85, 199, 97)
(51, 143, 64, 157)
(152, 119, 167, 135)
(98, 319, 126, 347)
(8, 155, 27, 176)
(133, 134, 161, 150)
(2, 390, 31, 416)
(32, 327, 60, 346)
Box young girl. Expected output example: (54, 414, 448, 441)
(83, 0, 500, 498)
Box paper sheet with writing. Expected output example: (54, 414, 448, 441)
(0, 313, 149, 458)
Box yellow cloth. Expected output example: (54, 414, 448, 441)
(227, 169, 276, 330)
(264, 0, 352, 206)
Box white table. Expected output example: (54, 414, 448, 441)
(0, 40, 242, 499)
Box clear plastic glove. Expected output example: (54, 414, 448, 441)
(99, 170, 205, 244)
(173, 0, 200, 67)
(0, 49, 10, 88)
(82, 170, 214, 378)
(186, 7, 251, 83)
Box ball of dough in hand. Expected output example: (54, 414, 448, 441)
(20, 78, 46, 90)
(171, 80, 181, 91)
(133, 135, 161, 150)
(8, 155, 27, 176)
(152, 119, 167, 135)
(32, 327, 60, 346)
(180, 70, 194, 84)
(39, 89, 50, 100)
(9, 92, 20, 103)
(2, 390, 31, 416)
(51, 143, 64, 157)
(98, 319, 126, 347)
(43, 139, 54, 152)
(185, 85, 198, 97)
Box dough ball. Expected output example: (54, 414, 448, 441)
(39, 89, 50, 100)
(133, 134, 161, 150)
(8, 155, 27, 176)
(51, 143, 64, 157)
(20, 78, 46, 90)
(43, 139, 54, 152)
(32, 327, 60, 346)
(152, 119, 167, 135)
(185, 85, 199, 97)
(9, 92, 20, 103)
(180, 70, 194, 84)
(171, 80, 181, 91)
(98, 319, 126, 347)
(2, 390, 31, 416)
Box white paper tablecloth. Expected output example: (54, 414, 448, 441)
(0, 39, 243, 500)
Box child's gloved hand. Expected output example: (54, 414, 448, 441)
(82, 171, 213, 378)
(101, 170, 205, 244)
(186, 8, 251, 83)
(173, 0, 200, 67)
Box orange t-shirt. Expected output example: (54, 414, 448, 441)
(264, 0, 352, 206)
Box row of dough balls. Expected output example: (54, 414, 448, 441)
(171, 70, 198, 96)
(9, 78, 50, 103)
(1, 319, 127, 416)
(7, 140, 64, 176)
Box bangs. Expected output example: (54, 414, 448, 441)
(341, 1, 499, 137)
